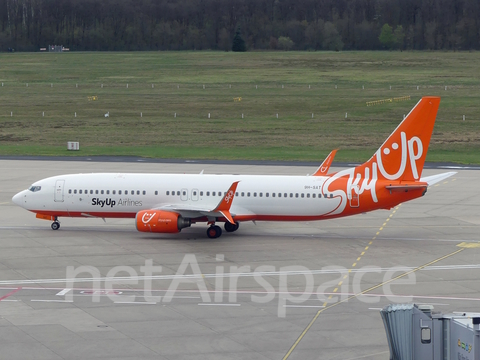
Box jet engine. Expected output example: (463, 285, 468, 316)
(135, 210, 191, 233)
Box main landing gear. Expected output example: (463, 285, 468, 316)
(206, 222, 240, 239)
(224, 222, 239, 233)
(51, 217, 60, 230)
(207, 225, 222, 239)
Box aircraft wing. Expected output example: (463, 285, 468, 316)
(420, 171, 456, 186)
(154, 181, 240, 223)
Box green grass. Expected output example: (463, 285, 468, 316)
(0, 51, 479, 163)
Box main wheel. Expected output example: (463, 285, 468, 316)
(51, 221, 60, 230)
(224, 222, 239, 232)
(207, 225, 222, 239)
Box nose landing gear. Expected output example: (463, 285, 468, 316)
(51, 217, 60, 230)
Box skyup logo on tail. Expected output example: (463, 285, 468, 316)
(322, 97, 440, 216)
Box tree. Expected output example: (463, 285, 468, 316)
(232, 28, 246, 52)
(218, 28, 231, 51)
(379, 23, 394, 49)
(322, 22, 343, 51)
(393, 25, 405, 50)
(277, 36, 294, 50)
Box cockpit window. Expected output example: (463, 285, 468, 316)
(28, 186, 41, 192)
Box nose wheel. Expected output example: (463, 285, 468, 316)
(51, 221, 60, 230)
(207, 225, 222, 239)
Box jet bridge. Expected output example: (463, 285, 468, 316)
(380, 303, 480, 360)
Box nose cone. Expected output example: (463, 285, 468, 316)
(12, 190, 26, 207)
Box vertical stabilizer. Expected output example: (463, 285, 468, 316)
(359, 97, 441, 182)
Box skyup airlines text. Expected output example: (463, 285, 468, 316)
(91, 198, 142, 207)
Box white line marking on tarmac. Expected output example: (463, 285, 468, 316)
(56, 288, 71, 296)
(169, 296, 201, 299)
(1, 299, 18, 302)
(197, 303, 240, 306)
(0, 263, 478, 286)
(114, 301, 157, 305)
(284, 305, 325, 308)
(368, 308, 383, 311)
(31, 300, 73, 303)
(416, 302, 450, 306)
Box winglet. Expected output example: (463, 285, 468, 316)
(213, 181, 239, 224)
(312, 149, 338, 176)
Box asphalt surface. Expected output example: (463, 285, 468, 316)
(1, 159, 479, 360)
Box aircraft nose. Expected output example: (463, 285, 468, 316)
(12, 190, 26, 207)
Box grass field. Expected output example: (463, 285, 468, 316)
(0, 51, 479, 163)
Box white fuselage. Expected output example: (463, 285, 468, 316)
(13, 172, 345, 221)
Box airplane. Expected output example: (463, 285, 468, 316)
(12, 96, 455, 238)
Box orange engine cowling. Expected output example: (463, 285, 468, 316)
(135, 210, 191, 233)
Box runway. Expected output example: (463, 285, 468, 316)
(1, 159, 479, 360)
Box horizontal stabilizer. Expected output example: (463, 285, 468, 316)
(385, 184, 428, 192)
(420, 172, 456, 186)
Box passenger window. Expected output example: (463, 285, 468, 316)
(235, 192, 238, 196)
(68, 189, 72, 194)
(79, 190, 83, 194)
(301, 194, 304, 198)
(74, 189, 77, 194)
(131, 190, 134, 195)
(206, 191, 210, 196)
(259, 193, 263, 197)
(106, 190, 110, 195)
(136, 191, 140, 195)
(312, 194, 315, 198)
(176, 191, 180, 196)
(241, 192, 244, 197)
(330, 194, 333, 198)
(95, 190, 99, 194)
(212, 191, 216, 196)
(295, 193, 299, 198)
(155, 191, 158, 195)
(247, 192, 251, 197)
(113, 190, 116, 195)
(182, 191, 186, 196)
(254, 192, 257, 197)
(84, 190, 87, 194)
(284, 193, 287, 198)
(90, 190, 93, 194)
(193, 191, 197, 196)
(271, 193, 274, 197)
(119, 190, 122, 195)
(200, 191, 203, 196)
(318, 194, 322, 198)
(143, 191, 146, 195)
(101, 190, 104, 195)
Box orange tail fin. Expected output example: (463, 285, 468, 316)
(359, 96, 440, 182)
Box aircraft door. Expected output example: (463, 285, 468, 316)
(181, 188, 188, 201)
(349, 185, 359, 208)
(54, 180, 65, 202)
(191, 189, 199, 201)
